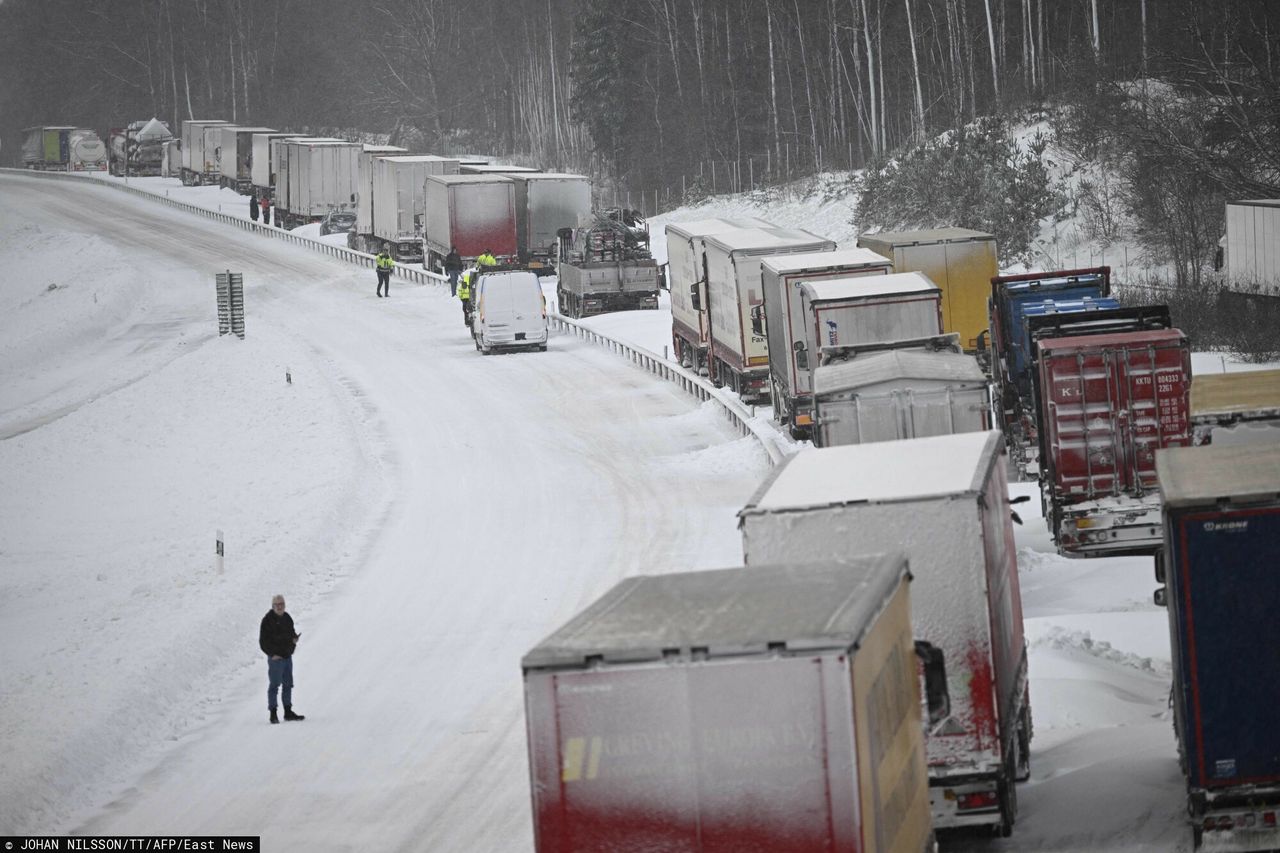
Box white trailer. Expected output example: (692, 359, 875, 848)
(371, 155, 459, 262)
(275, 139, 359, 229)
(161, 138, 181, 178)
(350, 144, 411, 251)
(702, 227, 835, 401)
(179, 120, 228, 185)
(507, 173, 591, 268)
(249, 132, 296, 200)
(217, 126, 276, 193)
(1224, 199, 1280, 291)
(760, 249, 900, 435)
(813, 348, 990, 447)
(737, 429, 1030, 837)
(666, 217, 772, 375)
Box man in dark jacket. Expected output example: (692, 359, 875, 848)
(259, 594, 305, 724)
(249, 195, 259, 222)
(444, 246, 463, 297)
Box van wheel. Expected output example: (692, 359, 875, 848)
(537, 344, 548, 352)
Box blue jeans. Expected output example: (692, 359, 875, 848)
(267, 657, 293, 710)
(448, 269, 460, 296)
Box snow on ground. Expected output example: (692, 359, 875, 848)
(3, 168, 1270, 852)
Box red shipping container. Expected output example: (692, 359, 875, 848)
(1037, 327, 1192, 555)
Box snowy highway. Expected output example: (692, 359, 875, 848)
(0, 172, 767, 849)
(1, 171, 1215, 852)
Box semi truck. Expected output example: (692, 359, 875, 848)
(370, 155, 460, 262)
(985, 267, 1117, 477)
(522, 556, 937, 853)
(738, 430, 1031, 837)
(1032, 307, 1192, 556)
(555, 209, 661, 318)
(22, 126, 106, 171)
(1222, 199, 1280, 291)
(1190, 368, 1280, 446)
(1155, 441, 1280, 851)
(249, 132, 301, 201)
(702, 227, 835, 401)
(107, 119, 172, 177)
(760, 254, 928, 437)
(180, 120, 229, 185)
(273, 138, 360, 229)
(348, 144, 412, 252)
(666, 217, 772, 375)
(858, 228, 998, 351)
(217, 126, 276, 193)
(813, 344, 990, 448)
(422, 173, 518, 270)
(508, 172, 591, 272)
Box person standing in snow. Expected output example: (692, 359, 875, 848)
(260, 195, 271, 225)
(259, 594, 305, 724)
(444, 246, 463, 297)
(458, 269, 473, 326)
(375, 248, 395, 297)
(249, 194, 259, 222)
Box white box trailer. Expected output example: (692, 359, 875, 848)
(218, 126, 276, 193)
(271, 137, 341, 222)
(813, 347, 990, 447)
(702, 227, 835, 401)
(179, 120, 228, 185)
(738, 429, 1030, 837)
(352, 144, 410, 248)
(250, 132, 296, 199)
(370, 155, 459, 262)
(1224, 199, 1280, 291)
(200, 124, 233, 183)
(508, 172, 591, 264)
(760, 250, 900, 435)
(666, 217, 772, 375)
(422, 173, 517, 270)
(161, 138, 181, 178)
(276, 139, 359, 229)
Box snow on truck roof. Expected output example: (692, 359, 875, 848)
(665, 217, 774, 239)
(761, 248, 892, 274)
(521, 555, 909, 669)
(801, 271, 938, 301)
(703, 227, 833, 253)
(1157, 442, 1280, 507)
(858, 227, 994, 245)
(814, 349, 985, 396)
(426, 173, 514, 185)
(742, 430, 1003, 512)
(1191, 369, 1280, 418)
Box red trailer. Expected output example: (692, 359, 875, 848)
(522, 558, 936, 853)
(1036, 326, 1192, 556)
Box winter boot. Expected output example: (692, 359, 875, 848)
(283, 706, 305, 721)
(270, 708, 279, 725)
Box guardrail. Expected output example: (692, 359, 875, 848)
(4, 166, 788, 464)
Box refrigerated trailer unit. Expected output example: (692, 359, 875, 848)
(702, 227, 835, 401)
(180, 120, 229, 185)
(348, 144, 412, 252)
(1190, 368, 1280, 447)
(1156, 441, 1280, 851)
(858, 228, 998, 351)
(738, 430, 1030, 837)
(666, 217, 772, 375)
(250, 132, 300, 200)
(523, 556, 936, 853)
(760, 256, 935, 437)
(422, 173, 517, 269)
(813, 348, 990, 448)
(217, 126, 276, 193)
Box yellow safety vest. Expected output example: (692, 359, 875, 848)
(376, 254, 395, 270)
(458, 274, 471, 299)
(476, 252, 497, 267)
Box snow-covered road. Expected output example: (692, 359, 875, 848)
(1, 172, 767, 849)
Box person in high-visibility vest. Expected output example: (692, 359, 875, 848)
(375, 248, 395, 297)
(476, 249, 497, 268)
(458, 269, 474, 326)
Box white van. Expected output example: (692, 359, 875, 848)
(472, 269, 549, 354)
